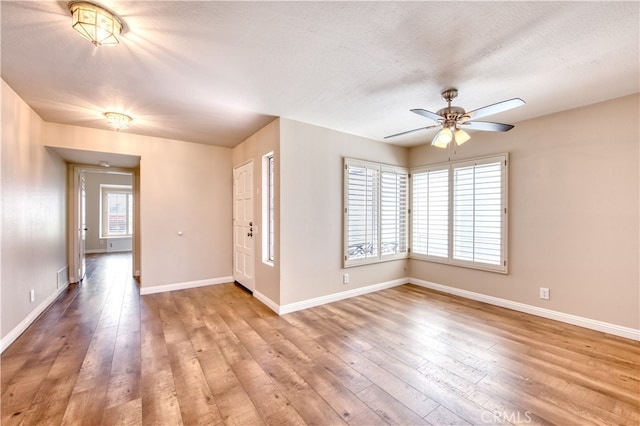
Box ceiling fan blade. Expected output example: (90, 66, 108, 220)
(384, 124, 440, 139)
(460, 121, 515, 132)
(410, 108, 443, 122)
(465, 98, 525, 121)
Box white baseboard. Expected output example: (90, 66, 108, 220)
(1, 281, 70, 354)
(275, 278, 407, 315)
(409, 277, 640, 341)
(139, 276, 234, 295)
(85, 249, 107, 254)
(253, 290, 280, 313)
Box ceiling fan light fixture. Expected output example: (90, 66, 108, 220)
(69, 1, 122, 46)
(104, 112, 132, 130)
(433, 127, 453, 148)
(431, 129, 450, 148)
(386, 89, 525, 146)
(454, 128, 471, 145)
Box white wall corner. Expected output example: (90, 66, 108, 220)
(409, 277, 640, 342)
(1, 284, 68, 354)
(253, 290, 280, 314)
(139, 276, 234, 296)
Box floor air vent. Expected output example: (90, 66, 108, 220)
(57, 266, 69, 289)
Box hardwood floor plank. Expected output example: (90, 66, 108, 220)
(276, 323, 373, 394)
(425, 405, 471, 426)
(194, 310, 266, 425)
(140, 367, 183, 426)
(216, 305, 349, 425)
(356, 384, 431, 425)
(61, 386, 108, 425)
(242, 316, 386, 425)
(105, 330, 141, 409)
(101, 397, 142, 426)
(314, 333, 440, 418)
(167, 339, 224, 426)
(1, 362, 54, 425)
(196, 348, 265, 425)
(231, 358, 307, 425)
(72, 325, 118, 394)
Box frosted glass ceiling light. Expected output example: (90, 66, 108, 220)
(69, 2, 123, 46)
(431, 127, 452, 148)
(104, 112, 132, 130)
(454, 128, 471, 145)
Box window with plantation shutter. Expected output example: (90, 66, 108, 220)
(344, 159, 408, 266)
(410, 154, 508, 273)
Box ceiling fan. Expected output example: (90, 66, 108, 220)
(385, 89, 525, 148)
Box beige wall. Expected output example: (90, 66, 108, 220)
(84, 170, 133, 252)
(1, 80, 67, 339)
(408, 94, 639, 329)
(44, 123, 233, 289)
(232, 119, 281, 303)
(279, 119, 409, 305)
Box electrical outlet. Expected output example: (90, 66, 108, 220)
(29, 289, 35, 303)
(343, 273, 349, 284)
(539, 287, 550, 300)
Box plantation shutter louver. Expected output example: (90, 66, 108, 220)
(345, 162, 379, 262)
(381, 168, 408, 256)
(412, 168, 449, 258)
(453, 159, 504, 266)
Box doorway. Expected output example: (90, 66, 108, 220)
(69, 166, 137, 283)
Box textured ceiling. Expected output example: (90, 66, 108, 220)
(2, 1, 639, 149)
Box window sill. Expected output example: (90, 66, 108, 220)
(409, 254, 508, 274)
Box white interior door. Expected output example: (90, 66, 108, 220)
(79, 172, 86, 280)
(233, 161, 254, 291)
(70, 167, 86, 283)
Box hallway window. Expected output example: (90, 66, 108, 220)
(101, 184, 133, 238)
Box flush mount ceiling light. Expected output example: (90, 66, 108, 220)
(385, 89, 525, 148)
(69, 1, 123, 46)
(104, 112, 132, 130)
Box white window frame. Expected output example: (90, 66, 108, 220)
(344, 158, 408, 267)
(262, 153, 275, 266)
(100, 184, 133, 239)
(410, 153, 508, 273)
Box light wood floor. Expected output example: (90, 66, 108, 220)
(2, 253, 639, 425)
